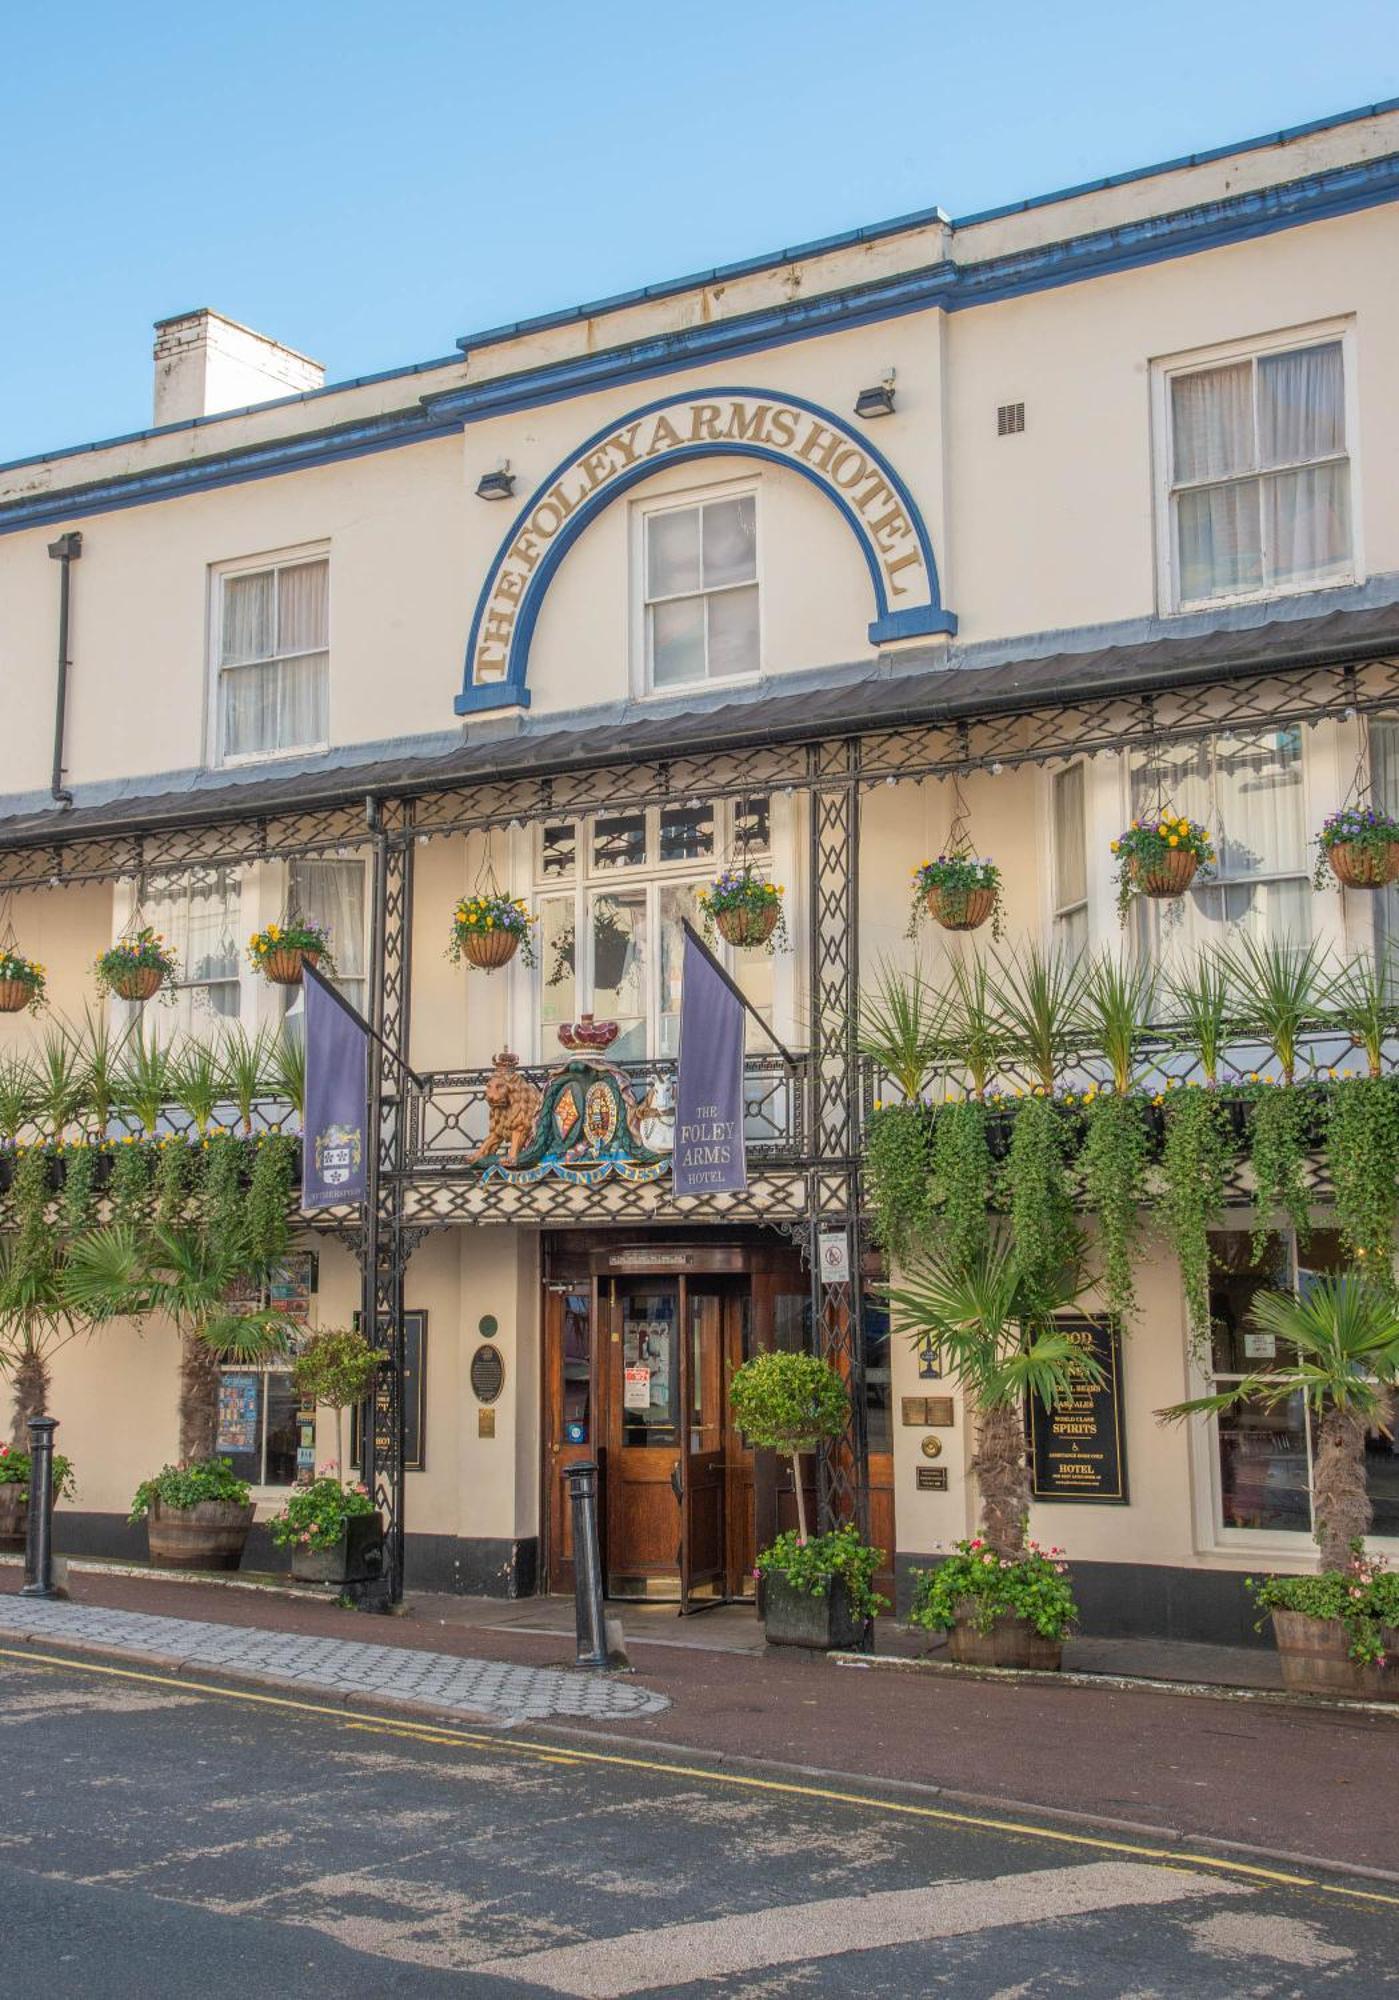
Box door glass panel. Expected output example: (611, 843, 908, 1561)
(773, 1292, 814, 1354)
(688, 1293, 722, 1454)
(621, 1289, 678, 1447)
(540, 897, 576, 1037)
(561, 1291, 592, 1445)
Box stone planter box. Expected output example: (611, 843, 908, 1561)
(1271, 1609, 1399, 1702)
(290, 1513, 385, 1586)
(0, 1483, 27, 1554)
(760, 1570, 864, 1651)
(948, 1606, 1063, 1671)
(147, 1497, 255, 1570)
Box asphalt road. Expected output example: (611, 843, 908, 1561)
(0, 1651, 1393, 1998)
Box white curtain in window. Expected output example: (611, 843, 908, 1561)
(1264, 464, 1351, 587)
(1171, 363, 1253, 484)
(145, 870, 242, 1037)
(289, 860, 366, 1015)
(1258, 343, 1344, 466)
(1052, 765, 1087, 913)
(220, 561, 328, 759)
(1214, 729, 1306, 880)
(1176, 483, 1262, 603)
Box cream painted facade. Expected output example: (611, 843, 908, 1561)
(3, 102, 1399, 1635)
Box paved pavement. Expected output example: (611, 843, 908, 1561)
(2, 1650, 1392, 1997)
(0, 1592, 668, 1726)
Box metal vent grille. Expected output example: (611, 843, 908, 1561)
(997, 402, 1025, 436)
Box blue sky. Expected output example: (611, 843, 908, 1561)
(3, 0, 1395, 463)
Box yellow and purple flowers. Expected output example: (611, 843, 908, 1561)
(93, 925, 179, 999)
(0, 948, 47, 1013)
(1313, 803, 1399, 889)
(247, 919, 334, 973)
(1111, 812, 1215, 923)
(697, 866, 789, 954)
(448, 894, 538, 966)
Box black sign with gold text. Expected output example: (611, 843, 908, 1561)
(1026, 1317, 1128, 1505)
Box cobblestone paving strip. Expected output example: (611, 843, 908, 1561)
(0, 1595, 669, 1724)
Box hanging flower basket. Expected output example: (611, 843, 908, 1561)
(1313, 806, 1399, 890)
(698, 868, 788, 955)
(94, 927, 179, 1003)
(248, 921, 333, 987)
(1112, 815, 1214, 924)
(449, 895, 537, 972)
(908, 856, 1003, 940)
(0, 949, 46, 1015)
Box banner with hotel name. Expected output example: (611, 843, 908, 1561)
(672, 930, 747, 1197)
(1027, 1317, 1128, 1505)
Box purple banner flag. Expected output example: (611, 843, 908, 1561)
(673, 929, 748, 1196)
(302, 961, 369, 1211)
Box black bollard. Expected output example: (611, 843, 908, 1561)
(21, 1416, 59, 1600)
(564, 1460, 609, 1669)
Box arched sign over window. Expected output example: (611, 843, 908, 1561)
(456, 386, 954, 713)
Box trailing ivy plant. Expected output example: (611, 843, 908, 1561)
(154, 1138, 192, 1230)
(864, 1104, 934, 1261)
(928, 1099, 993, 1271)
(1001, 1093, 1075, 1294)
(1159, 1087, 1231, 1356)
(1247, 1083, 1315, 1261)
(59, 1142, 96, 1234)
(109, 1137, 155, 1227)
(1078, 1092, 1150, 1322)
(1326, 1076, 1399, 1284)
(245, 1135, 295, 1270)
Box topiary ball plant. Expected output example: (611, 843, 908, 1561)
(728, 1350, 848, 1545)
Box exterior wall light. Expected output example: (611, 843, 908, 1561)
(476, 463, 516, 501)
(854, 372, 896, 419)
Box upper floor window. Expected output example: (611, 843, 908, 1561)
(1130, 727, 1309, 969)
(643, 493, 758, 692)
(215, 552, 329, 764)
(287, 857, 368, 1019)
(1160, 334, 1352, 611)
(1050, 764, 1089, 955)
(534, 796, 772, 1061)
(143, 869, 243, 1035)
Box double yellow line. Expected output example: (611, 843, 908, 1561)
(3, 1642, 1394, 1911)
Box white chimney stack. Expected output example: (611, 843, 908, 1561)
(152, 309, 325, 425)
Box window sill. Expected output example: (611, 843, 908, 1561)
(1165, 571, 1358, 619)
(216, 742, 330, 771)
(633, 671, 761, 704)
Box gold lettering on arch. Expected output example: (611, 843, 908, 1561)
(471, 394, 930, 683)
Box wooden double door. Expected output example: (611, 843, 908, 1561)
(543, 1241, 812, 1609)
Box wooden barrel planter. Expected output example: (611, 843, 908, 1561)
(0, 979, 33, 1013)
(261, 946, 319, 987)
(109, 965, 165, 1003)
(1271, 1609, 1399, 1702)
(147, 1496, 255, 1571)
(1326, 841, 1399, 890)
(1130, 848, 1199, 900)
(716, 902, 780, 949)
(948, 1607, 1063, 1671)
(0, 1483, 27, 1553)
(924, 885, 997, 933)
(463, 929, 521, 971)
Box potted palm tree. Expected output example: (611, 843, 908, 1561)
(729, 1350, 884, 1648)
(887, 1237, 1098, 1668)
(64, 1222, 292, 1569)
(1161, 1273, 1399, 1700)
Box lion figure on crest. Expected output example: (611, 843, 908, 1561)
(470, 1052, 543, 1167)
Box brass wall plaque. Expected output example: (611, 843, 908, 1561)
(478, 1408, 496, 1439)
(916, 1466, 948, 1491)
(920, 1434, 943, 1460)
(900, 1397, 927, 1427)
(924, 1397, 955, 1428)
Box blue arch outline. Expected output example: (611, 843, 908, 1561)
(456, 386, 955, 714)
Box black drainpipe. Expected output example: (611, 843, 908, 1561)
(47, 530, 82, 807)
